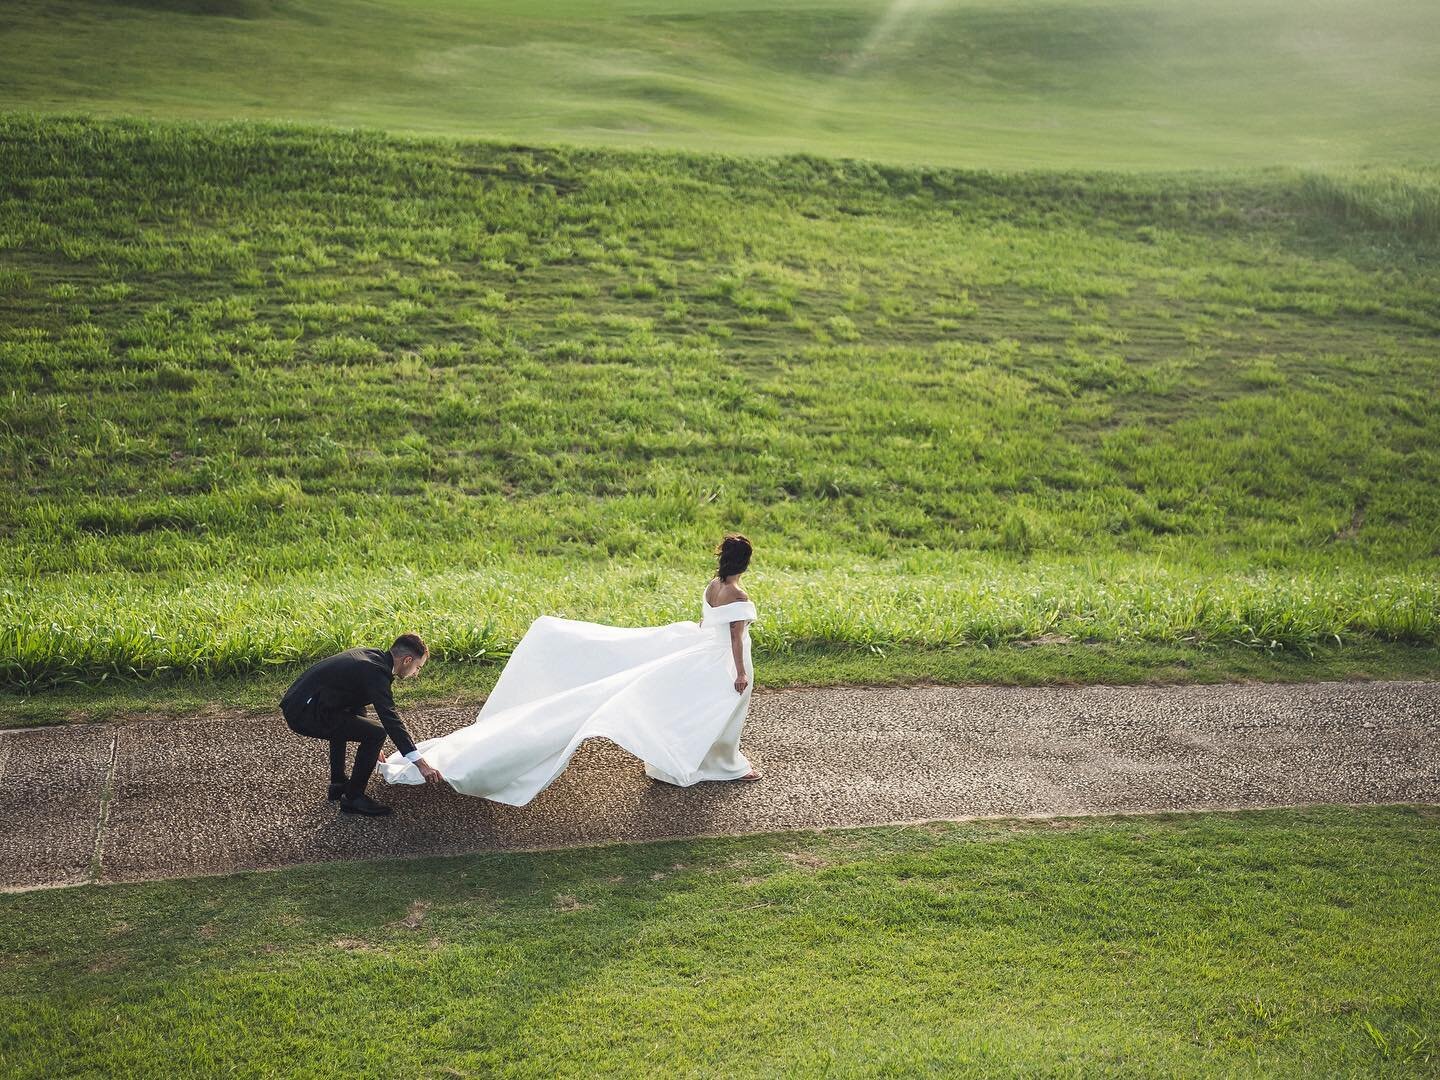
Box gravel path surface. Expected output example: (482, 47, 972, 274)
(2, 681, 1436, 890)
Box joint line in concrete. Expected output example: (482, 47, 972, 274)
(88, 734, 118, 884)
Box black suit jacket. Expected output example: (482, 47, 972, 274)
(280, 647, 418, 756)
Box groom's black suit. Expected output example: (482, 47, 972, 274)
(281, 647, 419, 797)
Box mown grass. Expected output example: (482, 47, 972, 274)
(2, 114, 1438, 706)
(2, 0, 1439, 170)
(1, 807, 1437, 1076)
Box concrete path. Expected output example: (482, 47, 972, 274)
(2, 681, 1437, 890)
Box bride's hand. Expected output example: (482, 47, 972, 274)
(734, 674, 749, 694)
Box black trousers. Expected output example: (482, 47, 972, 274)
(284, 703, 387, 797)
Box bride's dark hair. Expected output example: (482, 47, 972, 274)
(715, 534, 752, 580)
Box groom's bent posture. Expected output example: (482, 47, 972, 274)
(281, 633, 442, 817)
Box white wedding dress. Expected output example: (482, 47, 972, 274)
(378, 594, 757, 805)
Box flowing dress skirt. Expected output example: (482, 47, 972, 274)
(378, 602, 756, 806)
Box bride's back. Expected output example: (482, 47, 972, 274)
(705, 576, 748, 608)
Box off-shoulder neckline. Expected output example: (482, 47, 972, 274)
(702, 597, 755, 610)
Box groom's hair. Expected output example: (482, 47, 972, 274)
(391, 633, 428, 660)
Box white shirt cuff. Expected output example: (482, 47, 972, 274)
(404, 750, 422, 763)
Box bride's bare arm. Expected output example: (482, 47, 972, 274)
(730, 621, 749, 693)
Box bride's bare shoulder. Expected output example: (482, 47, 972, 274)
(708, 580, 749, 605)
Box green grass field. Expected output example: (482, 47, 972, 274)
(2, 114, 1438, 710)
(3, 0, 1439, 170)
(3, 1, 1439, 714)
(2, 2, 1440, 720)
(2, 808, 1437, 1076)
(3, 5, 1439, 1076)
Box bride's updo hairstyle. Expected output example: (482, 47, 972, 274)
(716, 534, 752, 580)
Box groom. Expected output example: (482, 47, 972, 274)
(281, 633, 443, 817)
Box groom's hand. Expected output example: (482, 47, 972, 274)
(416, 759, 443, 785)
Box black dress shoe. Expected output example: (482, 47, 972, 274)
(339, 793, 392, 817)
(328, 782, 347, 801)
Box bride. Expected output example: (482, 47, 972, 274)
(378, 535, 761, 806)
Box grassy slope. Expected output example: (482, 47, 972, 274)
(2, 808, 1437, 1076)
(1, 0, 1439, 170)
(2, 115, 1439, 710)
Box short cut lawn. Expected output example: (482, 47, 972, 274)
(1, 806, 1437, 1076)
(3, 0, 1439, 170)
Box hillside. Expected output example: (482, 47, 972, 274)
(2, 115, 1438, 694)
